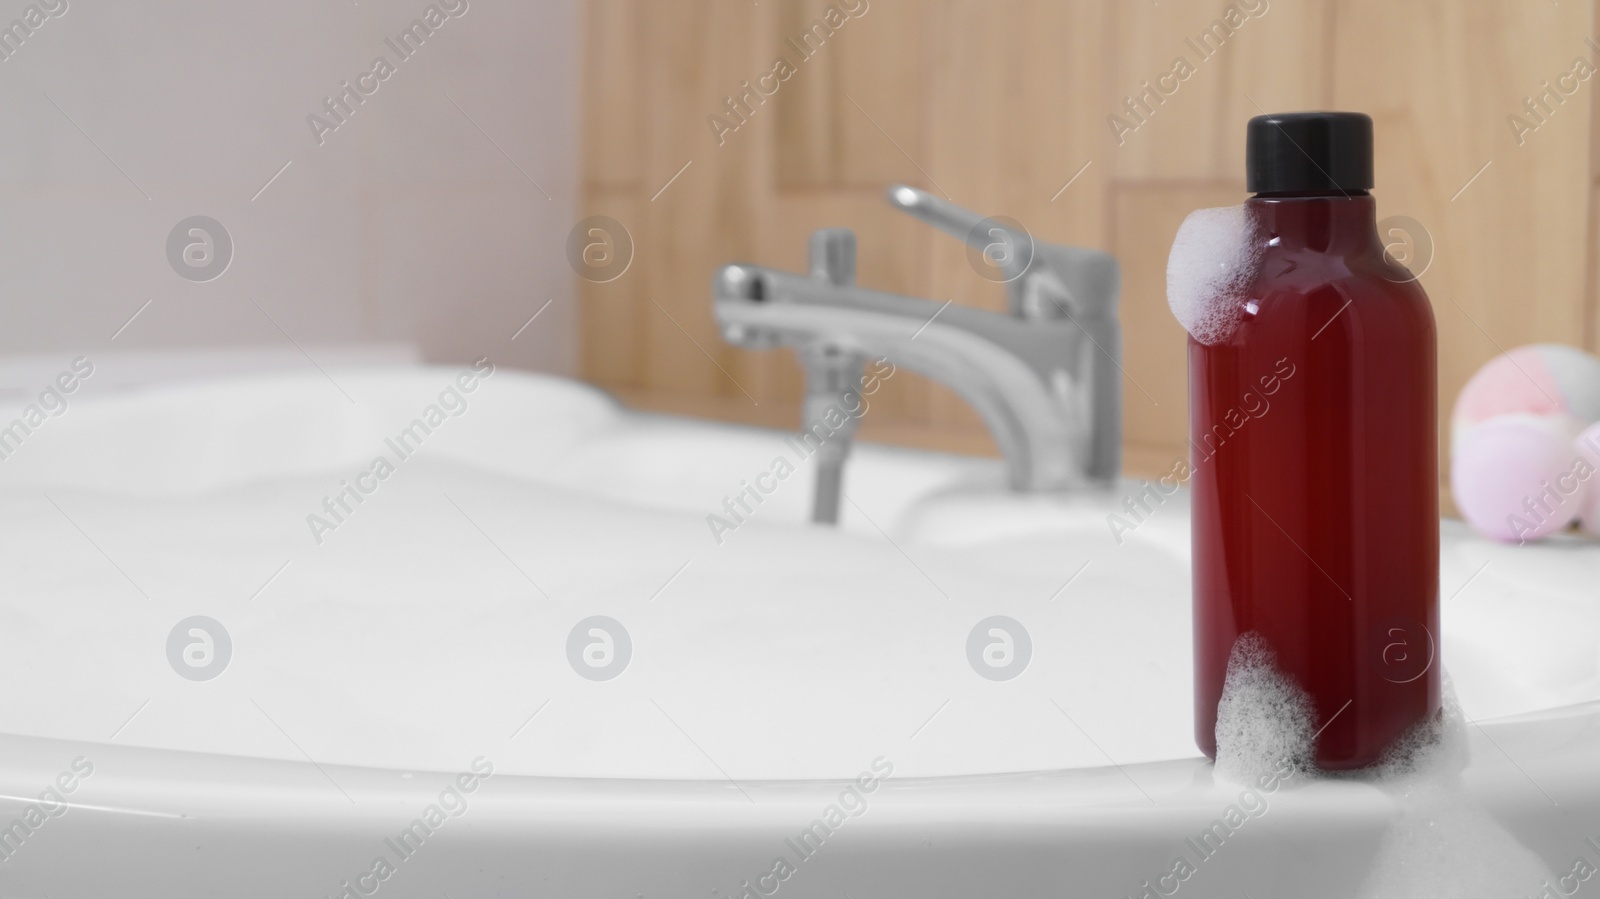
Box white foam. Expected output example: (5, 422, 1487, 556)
(1166, 205, 1264, 345)
(1213, 632, 1316, 785)
(1352, 680, 1555, 898)
(1354, 679, 1467, 785)
(1212, 645, 1556, 896)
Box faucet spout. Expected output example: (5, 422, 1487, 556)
(716, 264, 1108, 490)
(712, 188, 1122, 513)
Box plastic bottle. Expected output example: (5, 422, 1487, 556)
(1190, 112, 1440, 769)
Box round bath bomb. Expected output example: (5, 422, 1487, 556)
(1579, 422, 1600, 535)
(1451, 344, 1600, 449)
(1453, 414, 1589, 542)
(1451, 344, 1600, 542)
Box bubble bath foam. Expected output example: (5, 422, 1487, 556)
(1174, 112, 1440, 770)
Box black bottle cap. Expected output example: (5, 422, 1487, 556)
(1246, 112, 1373, 194)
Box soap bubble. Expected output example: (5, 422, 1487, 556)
(1213, 632, 1314, 784)
(1166, 205, 1264, 346)
(1350, 680, 1555, 899)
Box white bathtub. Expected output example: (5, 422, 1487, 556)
(0, 363, 1596, 898)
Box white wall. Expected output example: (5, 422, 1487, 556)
(0, 0, 578, 375)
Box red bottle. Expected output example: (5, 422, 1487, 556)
(1190, 112, 1440, 770)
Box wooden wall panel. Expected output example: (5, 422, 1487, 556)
(921, 0, 1110, 431)
(1107, 0, 1328, 179)
(578, 0, 1600, 488)
(577, 187, 646, 388)
(773, 0, 928, 189)
(581, 0, 643, 189)
(576, 0, 645, 390)
(1333, 0, 1596, 446)
(1113, 182, 1241, 455)
(639, 1, 768, 399)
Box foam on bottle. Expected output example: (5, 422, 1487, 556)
(1213, 632, 1315, 784)
(1166, 205, 1264, 346)
(1212, 638, 1557, 895)
(1351, 679, 1555, 898)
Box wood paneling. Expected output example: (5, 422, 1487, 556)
(1108, 0, 1329, 179)
(1333, 0, 1597, 438)
(918, 0, 1110, 431)
(773, 0, 928, 189)
(1113, 181, 1242, 454)
(577, 0, 1600, 485)
(581, 0, 643, 189)
(576, 187, 646, 388)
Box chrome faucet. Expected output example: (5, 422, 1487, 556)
(713, 185, 1122, 521)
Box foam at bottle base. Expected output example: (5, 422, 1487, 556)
(1166, 205, 1263, 345)
(1213, 633, 1315, 784)
(1213, 633, 1555, 896)
(1351, 686, 1554, 897)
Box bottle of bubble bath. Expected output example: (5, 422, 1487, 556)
(1170, 112, 1440, 770)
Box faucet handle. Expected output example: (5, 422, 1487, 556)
(887, 185, 987, 239)
(885, 185, 1033, 305)
(885, 183, 1118, 322)
(886, 186, 1031, 281)
(809, 228, 857, 286)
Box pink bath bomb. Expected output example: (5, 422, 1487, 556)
(1579, 422, 1600, 535)
(1453, 415, 1589, 542)
(1451, 344, 1600, 448)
